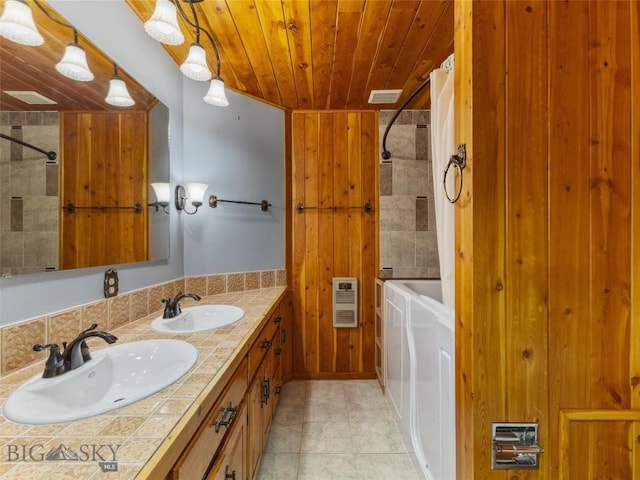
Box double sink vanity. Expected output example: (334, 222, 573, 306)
(0, 286, 290, 479)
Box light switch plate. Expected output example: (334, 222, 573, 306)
(104, 269, 119, 298)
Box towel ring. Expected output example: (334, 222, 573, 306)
(443, 144, 466, 204)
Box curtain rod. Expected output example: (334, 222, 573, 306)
(380, 76, 431, 160)
(0, 133, 57, 160)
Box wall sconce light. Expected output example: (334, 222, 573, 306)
(175, 182, 208, 215)
(105, 62, 135, 107)
(149, 182, 170, 213)
(0, 0, 44, 46)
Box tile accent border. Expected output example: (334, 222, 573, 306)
(0, 269, 286, 377)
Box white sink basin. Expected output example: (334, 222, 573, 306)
(3, 339, 197, 425)
(151, 305, 244, 334)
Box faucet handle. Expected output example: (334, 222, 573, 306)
(33, 343, 65, 378)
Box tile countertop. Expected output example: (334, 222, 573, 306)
(0, 287, 286, 480)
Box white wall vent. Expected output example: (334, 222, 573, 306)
(368, 89, 402, 104)
(4, 91, 57, 105)
(333, 277, 358, 328)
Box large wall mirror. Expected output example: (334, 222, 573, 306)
(0, 0, 170, 277)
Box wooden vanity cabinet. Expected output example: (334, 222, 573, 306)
(206, 401, 247, 480)
(247, 305, 283, 479)
(170, 359, 248, 480)
(166, 293, 292, 480)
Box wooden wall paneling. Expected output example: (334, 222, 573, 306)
(360, 112, 377, 375)
(88, 114, 108, 268)
(631, 0, 640, 409)
(453, 0, 474, 476)
(588, 2, 632, 477)
(291, 112, 307, 374)
(504, 3, 549, 477)
(281, 1, 314, 109)
(346, 112, 363, 372)
(290, 111, 377, 378)
(547, 1, 591, 477)
(76, 113, 93, 269)
(124, 112, 148, 263)
(103, 114, 122, 266)
(332, 112, 351, 373)
(303, 113, 320, 374)
(630, 1, 640, 472)
(466, 1, 508, 477)
(60, 113, 77, 269)
(317, 113, 335, 373)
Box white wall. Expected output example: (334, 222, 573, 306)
(181, 84, 284, 275)
(0, 1, 185, 325)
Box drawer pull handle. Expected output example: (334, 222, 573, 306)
(225, 466, 236, 480)
(214, 402, 238, 433)
(260, 339, 271, 350)
(274, 316, 282, 324)
(275, 385, 282, 396)
(281, 328, 286, 344)
(275, 347, 282, 356)
(261, 377, 271, 407)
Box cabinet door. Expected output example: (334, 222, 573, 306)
(247, 373, 263, 479)
(207, 402, 247, 480)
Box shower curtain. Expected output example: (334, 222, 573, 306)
(430, 54, 455, 310)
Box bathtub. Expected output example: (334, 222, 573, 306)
(384, 280, 455, 480)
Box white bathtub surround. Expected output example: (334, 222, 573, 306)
(384, 280, 455, 480)
(430, 54, 455, 309)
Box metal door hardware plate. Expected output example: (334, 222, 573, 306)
(492, 422, 543, 470)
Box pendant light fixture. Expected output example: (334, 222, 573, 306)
(144, 0, 229, 107)
(144, 0, 184, 45)
(0, 0, 44, 46)
(180, 41, 211, 81)
(55, 29, 94, 82)
(105, 63, 135, 107)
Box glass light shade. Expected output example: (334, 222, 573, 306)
(203, 78, 229, 107)
(144, 0, 184, 45)
(106, 77, 135, 107)
(151, 182, 171, 204)
(56, 44, 94, 81)
(180, 43, 212, 81)
(185, 182, 209, 206)
(0, 0, 43, 46)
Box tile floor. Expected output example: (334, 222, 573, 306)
(257, 379, 420, 479)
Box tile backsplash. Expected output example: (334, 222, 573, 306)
(0, 269, 286, 377)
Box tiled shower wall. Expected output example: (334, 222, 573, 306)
(0, 111, 59, 276)
(378, 110, 439, 279)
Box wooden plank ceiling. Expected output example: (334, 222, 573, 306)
(0, 0, 156, 111)
(125, 0, 454, 111)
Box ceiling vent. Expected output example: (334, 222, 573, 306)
(368, 89, 402, 104)
(4, 91, 57, 105)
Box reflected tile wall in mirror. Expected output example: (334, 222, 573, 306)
(0, 111, 59, 276)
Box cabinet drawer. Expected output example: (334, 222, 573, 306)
(206, 402, 247, 480)
(171, 359, 248, 480)
(248, 318, 279, 381)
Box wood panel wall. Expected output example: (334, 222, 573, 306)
(455, 1, 639, 478)
(60, 112, 148, 270)
(290, 111, 377, 379)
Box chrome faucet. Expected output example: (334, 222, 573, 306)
(161, 292, 201, 319)
(33, 324, 117, 378)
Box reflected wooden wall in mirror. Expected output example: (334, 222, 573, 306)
(0, 0, 170, 276)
